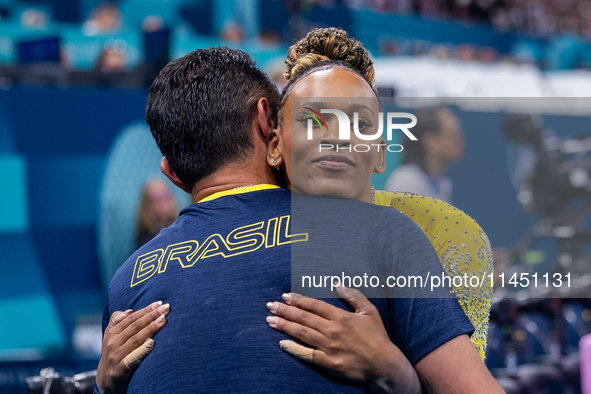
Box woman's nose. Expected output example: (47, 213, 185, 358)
(320, 133, 350, 150)
(318, 116, 343, 139)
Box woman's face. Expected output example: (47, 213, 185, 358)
(272, 67, 385, 203)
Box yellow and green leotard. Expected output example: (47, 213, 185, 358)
(374, 190, 493, 361)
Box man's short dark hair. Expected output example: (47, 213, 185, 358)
(146, 47, 280, 190)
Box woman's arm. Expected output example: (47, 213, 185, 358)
(414, 334, 503, 394)
(266, 286, 422, 393)
(267, 287, 503, 394)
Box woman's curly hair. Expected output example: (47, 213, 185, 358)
(284, 27, 375, 87)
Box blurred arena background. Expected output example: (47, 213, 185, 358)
(1, 0, 591, 393)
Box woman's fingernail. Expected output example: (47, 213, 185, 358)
(266, 302, 275, 312)
(113, 311, 127, 323)
(151, 301, 163, 310)
(281, 293, 291, 303)
(266, 316, 278, 325)
(157, 314, 166, 324)
(338, 286, 351, 298)
(144, 338, 154, 350)
(124, 309, 133, 314)
(158, 303, 170, 314)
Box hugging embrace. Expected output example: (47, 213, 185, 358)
(95, 28, 501, 394)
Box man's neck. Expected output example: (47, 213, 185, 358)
(191, 162, 279, 203)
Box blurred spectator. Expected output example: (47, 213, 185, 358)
(478, 46, 498, 62)
(456, 43, 478, 61)
(580, 0, 591, 36)
(263, 0, 591, 44)
(415, 0, 440, 19)
(95, 49, 126, 72)
(142, 15, 165, 33)
(384, 106, 464, 203)
(430, 43, 452, 59)
(266, 60, 288, 90)
(350, 0, 591, 41)
(221, 21, 245, 42)
(370, 0, 412, 13)
(20, 7, 50, 28)
(259, 30, 282, 44)
(83, 2, 122, 35)
(136, 179, 178, 248)
(94, 38, 127, 72)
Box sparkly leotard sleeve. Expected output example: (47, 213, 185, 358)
(374, 190, 493, 361)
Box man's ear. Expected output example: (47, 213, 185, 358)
(374, 137, 386, 174)
(160, 157, 191, 194)
(256, 98, 272, 140)
(267, 127, 284, 169)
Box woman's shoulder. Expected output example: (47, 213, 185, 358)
(375, 190, 476, 228)
(375, 190, 492, 275)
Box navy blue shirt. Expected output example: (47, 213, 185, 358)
(99, 188, 473, 393)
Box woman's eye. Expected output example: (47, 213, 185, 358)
(353, 117, 373, 132)
(296, 113, 320, 127)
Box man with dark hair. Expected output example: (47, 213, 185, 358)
(146, 46, 281, 191)
(97, 48, 496, 393)
(384, 106, 465, 203)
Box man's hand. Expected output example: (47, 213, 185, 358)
(96, 301, 170, 394)
(266, 286, 422, 393)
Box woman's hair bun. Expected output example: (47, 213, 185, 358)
(284, 27, 375, 87)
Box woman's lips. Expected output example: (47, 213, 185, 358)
(313, 155, 354, 169)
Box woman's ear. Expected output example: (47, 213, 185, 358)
(267, 127, 284, 170)
(373, 137, 386, 174)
